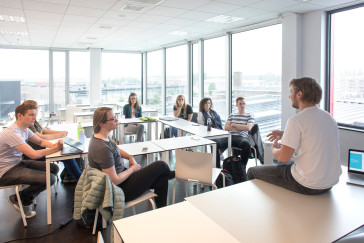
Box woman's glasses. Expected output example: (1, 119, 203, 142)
(105, 116, 117, 122)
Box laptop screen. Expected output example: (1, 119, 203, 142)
(348, 149, 364, 174)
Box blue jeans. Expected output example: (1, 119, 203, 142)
(171, 127, 178, 137)
(0, 160, 59, 205)
(247, 162, 331, 195)
(62, 159, 82, 180)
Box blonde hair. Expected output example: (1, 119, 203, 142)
(175, 95, 187, 115)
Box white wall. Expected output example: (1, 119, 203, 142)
(283, 10, 364, 165)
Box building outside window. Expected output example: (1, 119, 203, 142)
(232, 24, 282, 137)
(327, 4, 364, 129)
(102, 52, 142, 104)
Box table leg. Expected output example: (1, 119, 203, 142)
(161, 123, 165, 139)
(212, 143, 217, 168)
(154, 121, 158, 140)
(161, 151, 169, 166)
(147, 122, 152, 141)
(46, 160, 52, 225)
(228, 134, 232, 156)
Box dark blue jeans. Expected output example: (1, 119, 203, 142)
(247, 162, 331, 195)
(61, 159, 82, 180)
(0, 160, 59, 205)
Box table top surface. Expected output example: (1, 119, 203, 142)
(113, 201, 240, 243)
(185, 174, 364, 243)
(118, 141, 165, 155)
(152, 136, 215, 151)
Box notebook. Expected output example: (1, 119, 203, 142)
(347, 149, 364, 186)
(159, 116, 178, 121)
(61, 136, 84, 155)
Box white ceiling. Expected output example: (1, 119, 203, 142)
(0, 0, 361, 51)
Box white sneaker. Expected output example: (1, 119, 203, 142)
(8, 194, 36, 218)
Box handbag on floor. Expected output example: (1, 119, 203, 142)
(223, 156, 247, 184)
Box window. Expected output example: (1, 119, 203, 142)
(69, 51, 90, 105)
(327, 4, 364, 129)
(232, 24, 282, 137)
(204, 36, 226, 120)
(53, 51, 66, 113)
(146, 50, 163, 114)
(102, 52, 142, 104)
(192, 43, 200, 110)
(166, 45, 187, 115)
(0, 49, 49, 122)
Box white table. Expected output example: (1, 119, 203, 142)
(152, 136, 217, 166)
(45, 138, 89, 225)
(159, 118, 232, 156)
(118, 141, 165, 165)
(73, 111, 120, 123)
(113, 201, 239, 243)
(185, 173, 364, 243)
(118, 118, 158, 144)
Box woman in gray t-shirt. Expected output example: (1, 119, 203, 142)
(88, 107, 174, 208)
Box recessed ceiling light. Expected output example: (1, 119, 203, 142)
(0, 14, 25, 23)
(120, 5, 146, 12)
(87, 37, 98, 40)
(0, 30, 28, 36)
(131, 0, 164, 5)
(99, 26, 116, 30)
(205, 15, 244, 24)
(168, 31, 187, 36)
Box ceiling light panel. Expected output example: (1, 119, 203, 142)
(0, 14, 25, 22)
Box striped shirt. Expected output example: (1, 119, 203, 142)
(226, 113, 254, 137)
(0, 123, 34, 178)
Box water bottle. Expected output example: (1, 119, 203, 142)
(77, 122, 84, 140)
(207, 118, 212, 132)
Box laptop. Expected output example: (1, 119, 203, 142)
(61, 136, 84, 155)
(346, 149, 364, 186)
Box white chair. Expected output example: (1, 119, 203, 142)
(65, 105, 82, 123)
(92, 190, 157, 234)
(172, 149, 225, 204)
(123, 129, 137, 143)
(1, 184, 28, 227)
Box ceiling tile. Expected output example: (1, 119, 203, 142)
(69, 0, 117, 10)
(24, 10, 64, 20)
(65, 5, 107, 17)
(0, 0, 23, 9)
(195, 2, 243, 14)
(135, 14, 171, 23)
(145, 6, 188, 17)
(225, 6, 271, 18)
(248, 0, 299, 11)
(22, 0, 68, 14)
(161, 0, 211, 10)
(177, 10, 217, 21)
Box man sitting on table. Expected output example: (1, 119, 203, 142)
(0, 103, 62, 218)
(247, 77, 342, 194)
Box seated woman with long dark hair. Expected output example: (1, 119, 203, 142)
(88, 107, 174, 208)
(122, 93, 144, 142)
(197, 98, 227, 168)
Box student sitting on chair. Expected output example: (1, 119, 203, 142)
(197, 97, 226, 168)
(222, 97, 254, 179)
(247, 77, 342, 194)
(88, 107, 174, 208)
(0, 103, 62, 218)
(122, 93, 144, 142)
(166, 95, 193, 138)
(22, 100, 82, 182)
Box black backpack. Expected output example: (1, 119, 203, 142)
(216, 170, 234, 188)
(223, 156, 247, 184)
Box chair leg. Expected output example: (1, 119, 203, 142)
(132, 206, 136, 215)
(15, 185, 27, 227)
(251, 146, 258, 166)
(149, 198, 156, 210)
(92, 208, 99, 235)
